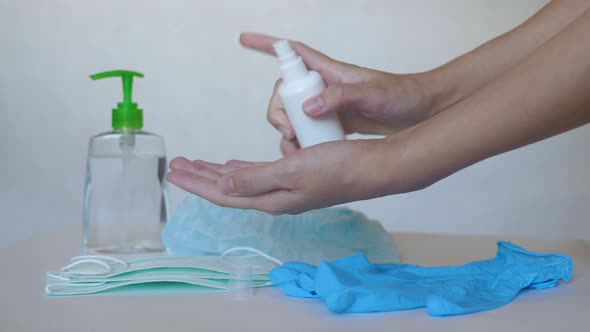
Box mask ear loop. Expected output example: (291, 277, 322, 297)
(61, 255, 129, 276)
(46, 272, 71, 281)
(70, 255, 128, 266)
(221, 247, 283, 266)
(45, 281, 107, 295)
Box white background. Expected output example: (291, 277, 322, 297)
(1, 0, 589, 247)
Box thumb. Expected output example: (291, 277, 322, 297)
(217, 164, 283, 196)
(303, 83, 375, 117)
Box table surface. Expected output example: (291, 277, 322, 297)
(1, 228, 589, 331)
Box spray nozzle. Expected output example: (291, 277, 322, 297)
(90, 70, 144, 129)
(273, 40, 297, 62)
(272, 40, 308, 83)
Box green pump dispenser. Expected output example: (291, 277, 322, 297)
(84, 69, 167, 253)
(90, 70, 144, 129)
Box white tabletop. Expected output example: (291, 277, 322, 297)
(1, 228, 589, 331)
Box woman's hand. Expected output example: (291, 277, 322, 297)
(167, 139, 425, 215)
(240, 33, 436, 155)
(166, 34, 443, 214)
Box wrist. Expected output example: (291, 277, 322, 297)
(359, 134, 428, 198)
(373, 128, 446, 197)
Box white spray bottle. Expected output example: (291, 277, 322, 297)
(273, 40, 345, 148)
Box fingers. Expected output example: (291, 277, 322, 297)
(303, 82, 384, 118)
(193, 160, 239, 174)
(280, 137, 299, 155)
(169, 157, 283, 196)
(168, 161, 298, 214)
(239, 33, 280, 55)
(167, 169, 288, 212)
(225, 159, 270, 167)
(217, 163, 284, 196)
(239, 32, 342, 78)
(169, 157, 223, 180)
(267, 79, 295, 140)
(167, 169, 218, 197)
(267, 79, 298, 153)
(302, 83, 361, 117)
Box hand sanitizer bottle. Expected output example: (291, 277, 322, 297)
(273, 40, 345, 148)
(83, 70, 167, 253)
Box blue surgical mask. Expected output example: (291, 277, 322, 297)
(162, 195, 401, 265)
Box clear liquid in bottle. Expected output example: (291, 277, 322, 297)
(83, 130, 168, 253)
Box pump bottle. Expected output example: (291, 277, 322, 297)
(273, 40, 345, 148)
(83, 70, 167, 253)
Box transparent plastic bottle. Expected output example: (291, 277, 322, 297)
(83, 70, 168, 253)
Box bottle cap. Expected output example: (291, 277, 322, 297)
(273, 40, 308, 82)
(90, 70, 144, 129)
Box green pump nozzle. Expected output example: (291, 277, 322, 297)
(90, 70, 144, 129)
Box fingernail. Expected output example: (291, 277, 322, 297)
(169, 157, 185, 169)
(166, 172, 176, 183)
(303, 96, 324, 115)
(219, 176, 236, 194)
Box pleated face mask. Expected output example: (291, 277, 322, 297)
(45, 248, 281, 296)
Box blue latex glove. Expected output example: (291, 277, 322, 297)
(270, 241, 573, 316)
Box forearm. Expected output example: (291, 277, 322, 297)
(382, 7, 590, 194)
(423, 0, 590, 115)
